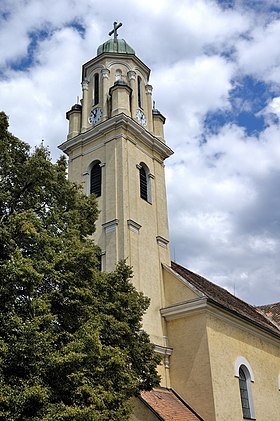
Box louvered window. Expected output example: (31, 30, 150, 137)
(90, 162, 101, 197)
(140, 166, 148, 201)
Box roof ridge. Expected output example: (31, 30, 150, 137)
(257, 302, 280, 308)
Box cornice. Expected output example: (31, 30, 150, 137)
(59, 113, 173, 161)
(161, 297, 208, 320)
(154, 344, 173, 369)
(161, 297, 280, 347)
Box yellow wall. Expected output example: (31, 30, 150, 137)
(163, 267, 200, 306)
(207, 312, 280, 420)
(166, 314, 216, 421)
(130, 398, 160, 421)
(164, 304, 280, 421)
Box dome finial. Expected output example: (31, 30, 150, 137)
(108, 21, 123, 41)
(97, 22, 135, 55)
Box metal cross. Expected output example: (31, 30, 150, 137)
(109, 21, 123, 41)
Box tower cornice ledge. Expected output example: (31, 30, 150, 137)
(59, 113, 174, 161)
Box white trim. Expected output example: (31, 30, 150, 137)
(234, 356, 255, 382)
(154, 345, 173, 369)
(161, 297, 208, 320)
(127, 219, 141, 233)
(102, 219, 118, 233)
(156, 236, 169, 248)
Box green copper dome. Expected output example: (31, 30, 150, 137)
(97, 38, 135, 55)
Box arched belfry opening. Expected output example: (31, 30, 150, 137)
(90, 161, 102, 197)
(138, 162, 151, 203)
(93, 73, 100, 106)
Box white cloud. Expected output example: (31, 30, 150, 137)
(236, 19, 280, 83)
(1, 0, 280, 305)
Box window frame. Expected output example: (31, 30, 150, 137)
(235, 357, 255, 420)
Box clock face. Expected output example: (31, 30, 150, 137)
(136, 109, 147, 126)
(89, 107, 103, 125)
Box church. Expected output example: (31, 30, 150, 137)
(59, 23, 280, 421)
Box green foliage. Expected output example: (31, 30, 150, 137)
(0, 112, 160, 420)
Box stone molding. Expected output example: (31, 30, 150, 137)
(127, 219, 142, 233)
(156, 236, 169, 248)
(102, 219, 119, 233)
(59, 113, 174, 161)
(154, 344, 173, 369)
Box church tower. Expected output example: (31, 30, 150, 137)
(58, 23, 280, 421)
(59, 22, 173, 364)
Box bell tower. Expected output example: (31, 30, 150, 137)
(59, 23, 173, 350)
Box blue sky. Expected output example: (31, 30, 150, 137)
(1, 0, 280, 305)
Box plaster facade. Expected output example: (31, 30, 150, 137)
(59, 43, 173, 354)
(207, 312, 280, 420)
(162, 266, 280, 420)
(60, 31, 280, 421)
(131, 398, 160, 421)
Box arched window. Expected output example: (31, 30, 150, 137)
(138, 163, 151, 203)
(137, 76, 143, 108)
(239, 367, 251, 418)
(90, 161, 102, 197)
(93, 73, 99, 106)
(140, 166, 147, 201)
(235, 357, 255, 419)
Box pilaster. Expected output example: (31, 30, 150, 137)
(101, 68, 110, 120)
(145, 84, 153, 132)
(128, 70, 137, 120)
(81, 79, 89, 132)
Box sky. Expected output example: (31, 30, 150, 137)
(1, 0, 280, 306)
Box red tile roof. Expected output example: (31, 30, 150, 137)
(140, 388, 204, 421)
(171, 261, 280, 337)
(257, 302, 280, 328)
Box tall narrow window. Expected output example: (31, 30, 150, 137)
(90, 161, 101, 197)
(138, 162, 151, 203)
(140, 166, 148, 201)
(137, 76, 142, 108)
(239, 367, 251, 418)
(93, 73, 99, 106)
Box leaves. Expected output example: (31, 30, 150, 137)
(0, 112, 160, 420)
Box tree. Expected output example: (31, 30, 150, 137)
(0, 112, 160, 420)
